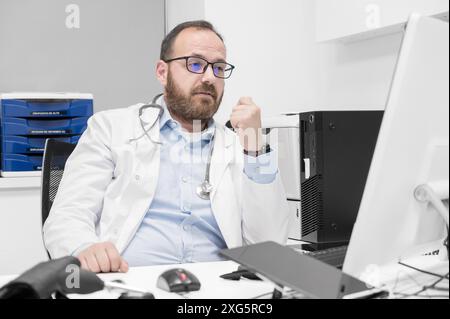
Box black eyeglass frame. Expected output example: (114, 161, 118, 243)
(164, 56, 235, 79)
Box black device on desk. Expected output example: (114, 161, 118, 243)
(157, 268, 201, 293)
(0, 257, 157, 299)
(220, 265, 262, 281)
(219, 241, 378, 299)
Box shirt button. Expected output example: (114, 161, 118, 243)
(182, 176, 188, 183)
(183, 225, 190, 231)
(169, 121, 178, 129)
(135, 174, 140, 181)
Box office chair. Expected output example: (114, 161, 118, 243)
(41, 139, 76, 258)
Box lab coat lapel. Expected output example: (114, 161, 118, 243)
(210, 127, 242, 248)
(210, 126, 234, 201)
(116, 106, 161, 251)
(132, 105, 161, 162)
(128, 105, 161, 198)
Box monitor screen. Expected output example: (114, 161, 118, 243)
(343, 14, 449, 280)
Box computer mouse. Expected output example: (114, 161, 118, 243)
(156, 268, 201, 293)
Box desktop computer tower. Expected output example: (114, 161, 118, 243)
(299, 111, 383, 244)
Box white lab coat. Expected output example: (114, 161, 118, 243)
(43, 103, 290, 259)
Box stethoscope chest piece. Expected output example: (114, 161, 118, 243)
(196, 181, 213, 200)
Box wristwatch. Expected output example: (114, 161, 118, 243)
(243, 144, 271, 157)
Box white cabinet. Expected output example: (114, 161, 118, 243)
(0, 178, 48, 275)
(316, 0, 449, 42)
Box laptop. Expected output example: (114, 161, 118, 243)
(219, 241, 371, 299)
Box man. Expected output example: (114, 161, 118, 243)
(43, 20, 289, 273)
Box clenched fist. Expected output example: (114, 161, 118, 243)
(77, 242, 129, 273)
(229, 97, 263, 152)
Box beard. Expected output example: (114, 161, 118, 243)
(165, 70, 223, 124)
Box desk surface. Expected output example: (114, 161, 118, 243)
(0, 260, 275, 299)
(73, 260, 276, 299)
(0, 256, 448, 299)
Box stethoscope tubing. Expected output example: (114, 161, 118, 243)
(133, 93, 216, 200)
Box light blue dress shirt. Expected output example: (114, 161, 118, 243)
(122, 100, 277, 266)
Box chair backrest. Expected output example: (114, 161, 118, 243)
(41, 139, 76, 227)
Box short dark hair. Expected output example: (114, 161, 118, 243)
(160, 20, 224, 61)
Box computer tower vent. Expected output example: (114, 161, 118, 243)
(301, 174, 324, 237)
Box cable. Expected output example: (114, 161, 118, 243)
(391, 271, 449, 299)
(388, 260, 449, 299)
(426, 286, 449, 292)
(395, 291, 449, 299)
(394, 289, 448, 299)
(426, 273, 449, 289)
(398, 261, 449, 279)
(406, 273, 431, 298)
(251, 291, 277, 299)
(394, 215, 450, 299)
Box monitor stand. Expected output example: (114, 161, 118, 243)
(414, 180, 449, 261)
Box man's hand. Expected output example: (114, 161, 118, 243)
(77, 242, 129, 273)
(229, 97, 263, 152)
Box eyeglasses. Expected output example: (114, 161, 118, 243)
(164, 56, 235, 79)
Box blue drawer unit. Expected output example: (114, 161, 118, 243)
(2, 117, 90, 136)
(0, 92, 93, 176)
(1, 99, 93, 118)
(1, 135, 81, 154)
(2, 154, 44, 172)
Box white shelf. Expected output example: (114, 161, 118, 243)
(316, 0, 449, 42)
(0, 177, 41, 190)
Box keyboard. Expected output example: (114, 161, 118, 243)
(293, 245, 348, 269)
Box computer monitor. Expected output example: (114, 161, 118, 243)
(343, 14, 449, 280)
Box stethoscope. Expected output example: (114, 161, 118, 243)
(130, 93, 215, 200)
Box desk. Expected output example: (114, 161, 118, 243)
(82, 261, 275, 299)
(0, 260, 276, 299)
(0, 257, 448, 299)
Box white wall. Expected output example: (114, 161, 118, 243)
(167, 0, 402, 118)
(166, 0, 320, 123)
(316, 32, 402, 110)
(166, 0, 205, 32)
(205, 0, 320, 123)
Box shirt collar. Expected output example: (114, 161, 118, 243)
(158, 96, 216, 142)
(158, 96, 174, 130)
